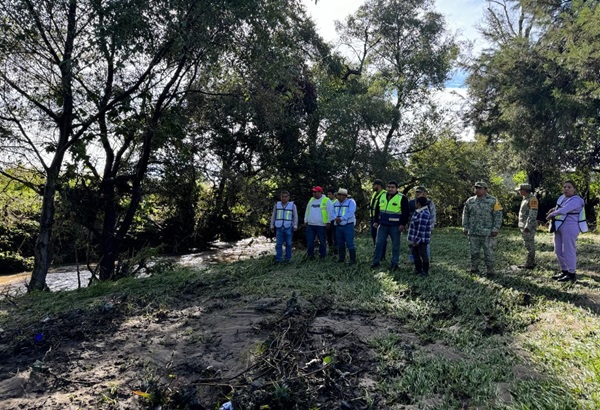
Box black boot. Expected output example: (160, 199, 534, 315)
(422, 262, 430, 276)
(349, 249, 356, 265)
(337, 247, 346, 263)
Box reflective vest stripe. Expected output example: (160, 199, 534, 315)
(378, 193, 402, 225)
(370, 191, 385, 218)
(334, 200, 350, 225)
(275, 201, 293, 228)
(554, 197, 588, 233)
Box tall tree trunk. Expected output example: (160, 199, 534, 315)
(28, 0, 77, 291)
(99, 178, 118, 280)
(28, 172, 58, 291)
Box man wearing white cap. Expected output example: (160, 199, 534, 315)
(333, 188, 357, 265)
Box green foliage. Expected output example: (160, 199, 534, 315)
(335, 0, 458, 175)
(0, 171, 40, 273)
(468, 0, 600, 192)
(408, 135, 506, 226)
(0, 251, 33, 273)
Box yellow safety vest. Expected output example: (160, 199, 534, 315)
(378, 193, 402, 225)
(370, 190, 385, 218)
(306, 197, 330, 224)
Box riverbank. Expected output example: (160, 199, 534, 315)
(0, 228, 599, 408)
(0, 237, 275, 295)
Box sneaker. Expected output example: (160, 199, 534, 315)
(420, 271, 429, 277)
(518, 264, 536, 270)
(552, 270, 568, 280)
(337, 259, 345, 263)
(556, 272, 576, 282)
(469, 269, 480, 274)
(370, 263, 380, 269)
(390, 264, 399, 272)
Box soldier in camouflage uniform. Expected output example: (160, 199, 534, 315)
(462, 181, 503, 275)
(516, 183, 538, 269)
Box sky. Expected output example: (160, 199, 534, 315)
(301, 0, 488, 88)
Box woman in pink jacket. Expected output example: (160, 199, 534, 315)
(546, 180, 588, 282)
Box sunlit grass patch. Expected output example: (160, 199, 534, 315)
(518, 307, 600, 408)
(374, 346, 510, 408)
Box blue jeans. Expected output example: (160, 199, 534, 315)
(373, 224, 400, 265)
(371, 218, 387, 258)
(306, 225, 327, 257)
(275, 225, 293, 261)
(336, 223, 355, 253)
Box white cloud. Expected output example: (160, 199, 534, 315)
(301, 0, 363, 42)
(433, 88, 475, 140)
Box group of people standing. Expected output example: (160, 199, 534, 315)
(462, 179, 588, 282)
(269, 180, 437, 276)
(270, 186, 357, 264)
(368, 180, 436, 275)
(270, 179, 589, 282)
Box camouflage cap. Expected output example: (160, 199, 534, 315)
(474, 181, 488, 188)
(516, 183, 532, 192)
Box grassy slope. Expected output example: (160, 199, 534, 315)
(1, 227, 599, 409)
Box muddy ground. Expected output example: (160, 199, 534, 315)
(0, 273, 426, 410)
(0, 268, 474, 410)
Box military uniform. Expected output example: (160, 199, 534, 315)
(517, 187, 538, 268)
(462, 182, 503, 274)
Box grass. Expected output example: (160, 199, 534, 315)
(1, 227, 599, 409)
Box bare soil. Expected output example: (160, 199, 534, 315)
(0, 277, 425, 410)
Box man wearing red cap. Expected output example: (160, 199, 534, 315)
(304, 186, 334, 259)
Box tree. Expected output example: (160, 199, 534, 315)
(466, 0, 600, 192)
(185, 6, 329, 239)
(408, 135, 504, 226)
(0, 0, 302, 289)
(335, 0, 458, 174)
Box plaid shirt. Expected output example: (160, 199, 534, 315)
(407, 208, 432, 244)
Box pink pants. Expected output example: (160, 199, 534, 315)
(554, 222, 580, 273)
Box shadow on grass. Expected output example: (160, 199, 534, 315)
(382, 227, 595, 408)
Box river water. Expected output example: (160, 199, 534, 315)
(0, 237, 274, 295)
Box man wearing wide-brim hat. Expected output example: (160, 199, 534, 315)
(462, 181, 503, 275)
(516, 183, 538, 269)
(333, 188, 357, 265)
